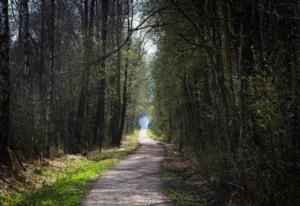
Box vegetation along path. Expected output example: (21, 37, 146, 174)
(80, 129, 173, 206)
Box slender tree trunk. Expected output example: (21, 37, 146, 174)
(22, 0, 32, 84)
(116, 0, 132, 146)
(222, 0, 240, 151)
(222, 1, 235, 104)
(95, 0, 109, 149)
(0, 0, 11, 166)
(73, 0, 96, 153)
(40, 0, 45, 95)
(18, 0, 23, 57)
(44, 0, 55, 158)
(22, 0, 35, 125)
(240, 1, 255, 143)
(292, 2, 300, 165)
(117, 52, 128, 146)
(110, 0, 122, 146)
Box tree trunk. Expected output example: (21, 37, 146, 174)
(117, 54, 128, 146)
(0, 0, 11, 166)
(73, 0, 96, 153)
(240, 1, 255, 142)
(22, 0, 32, 84)
(95, 0, 109, 149)
(115, 0, 132, 146)
(39, 0, 45, 95)
(44, 0, 55, 158)
(110, 0, 122, 146)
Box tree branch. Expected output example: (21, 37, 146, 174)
(87, 7, 166, 66)
(170, 0, 203, 37)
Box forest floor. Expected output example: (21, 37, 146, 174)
(162, 143, 215, 206)
(80, 129, 173, 206)
(147, 130, 215, 206)
(0, 131, 139, 206)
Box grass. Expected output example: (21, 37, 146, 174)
(148, 131, 212, 206)
(0, 131, 140, 206)
(147, 129, 161, 141)
(163, 144, 210, 206)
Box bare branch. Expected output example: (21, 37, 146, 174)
(87, 7, 166, 66)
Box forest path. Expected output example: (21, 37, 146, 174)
(80, 129, 173, 206)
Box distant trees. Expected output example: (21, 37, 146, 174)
(0, 0, 147, 168)
(150, 0, 300, 205)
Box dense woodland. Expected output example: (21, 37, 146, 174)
(149, 0, 300, 205)
(0, 0, 149, 166)
(0, 0, 299, 205)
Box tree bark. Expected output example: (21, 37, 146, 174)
(22, 0, 32, 84)
(95, 0, 109, 149)
(0, 0, 11, 166)
(115, 0, 132, 146)
(44, 0, 55, 158)
(110, 0, 122, 146)
(39, 0, 45, 95)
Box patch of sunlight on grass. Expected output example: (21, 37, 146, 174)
(19, 158, 118, 206)
(125, 130, 140, 145)
(1, 132, 139, 206)
(147, 129, 161, 141)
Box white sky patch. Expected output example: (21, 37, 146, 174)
(139, 115, 150, 129)
(132, 8, 157, 58)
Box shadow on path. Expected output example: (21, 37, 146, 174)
(80, 129, 173, 206)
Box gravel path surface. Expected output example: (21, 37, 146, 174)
(80, 129, 173, 206)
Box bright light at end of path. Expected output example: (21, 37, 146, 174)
(139, 116, 150, 129)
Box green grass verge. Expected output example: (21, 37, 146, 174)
(147, 129, 161, 141)
(1, 131, 140, 206)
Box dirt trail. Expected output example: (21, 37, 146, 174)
(81, 129, 173, 206)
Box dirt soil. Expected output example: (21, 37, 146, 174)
(80, 129, 173, 206)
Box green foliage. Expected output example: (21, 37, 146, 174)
(18, 159, 118, 206)
(147, 0, 300, 205)
(1, 132, 139, 206)
(146, 129, 160, 141)
(124, 130, 140, 145)
(249, 73, 281, 132)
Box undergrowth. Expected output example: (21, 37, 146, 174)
(147, 129, 162, 141)
(149, 131, 213, 206)
(0, 131, 140, 206)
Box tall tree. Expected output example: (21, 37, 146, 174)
(94, 0, 109, 149)
(22, 0, 31, 83)
(44, 0, 55, 157)
(0, 0, 10, 166)
(74, 0, 95, 153)
(117, 0, 132, 146)
(110, 0, 122, 147)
